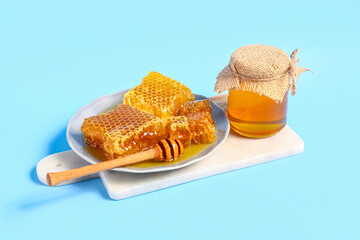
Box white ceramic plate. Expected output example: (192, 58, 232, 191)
(66, 90, 230, 173)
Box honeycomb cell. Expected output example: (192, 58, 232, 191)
(123, 72, 194, 119)
(81, 104, 167, 159)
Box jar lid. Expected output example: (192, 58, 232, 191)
(229, 45, 290, 80)
(215, 45, 311, 103)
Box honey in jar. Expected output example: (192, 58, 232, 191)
(227, 89, 288, 138)
(215, 45, 311, 138)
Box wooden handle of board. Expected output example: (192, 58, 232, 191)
(47, 147, 160, 187)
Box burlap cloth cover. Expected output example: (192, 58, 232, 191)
(215, 45, 311, 103)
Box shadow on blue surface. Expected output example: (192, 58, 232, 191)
(28, 126, 111, 202)
(30, 127, 71, 185)
(30, 126, 72, 184)
(30, 167, 43, 185)
(18, 178, 111, 212)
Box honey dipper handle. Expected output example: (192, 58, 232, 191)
(46, 147, 160, 187)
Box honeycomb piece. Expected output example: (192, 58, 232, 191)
(166, 116, 192, 147)
(81, 104, 167, 159)
(123, 71, 194, 119)
(182, 100, 215, 144)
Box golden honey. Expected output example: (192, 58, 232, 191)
(86, 142, 211, 168)
(81, 104, 167, 159)
(130, 143, 211, 168)
(82, 72, 216, 164)
(82, 99, 216, 160)
(227, 89, 288, 138)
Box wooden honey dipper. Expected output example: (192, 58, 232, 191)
(46, 138, 183, 187)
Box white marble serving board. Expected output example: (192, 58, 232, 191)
(37, 125, 304, 200)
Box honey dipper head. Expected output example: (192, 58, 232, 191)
(156, 138, 183, 162)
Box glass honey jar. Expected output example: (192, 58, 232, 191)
(227, 89, 288, 138)
(215, 45, 311, 138)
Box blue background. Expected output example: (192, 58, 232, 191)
(1, 0, 359, 239)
